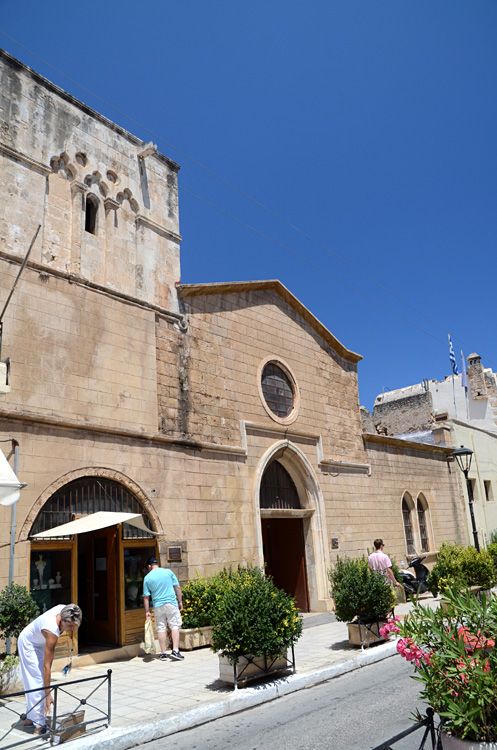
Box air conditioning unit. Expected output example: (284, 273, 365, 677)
(0, 359, 11, 393)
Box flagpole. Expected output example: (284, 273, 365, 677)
(448, 334, 458, 419)
(461, 350, 470, 421)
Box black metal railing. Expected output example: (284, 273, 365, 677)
(0, 670, 111, 747)
(372, 708, 441, 750)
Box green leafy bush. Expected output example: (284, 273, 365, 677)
(181, 570, 232, 629)
(398, 588, 497, 742)
(328, 555, 395, 623)
(0, 583, 39, 644)
(487, 542, 497, 578)
(428, 542, 495, 596)
(210, 566, 303, 665)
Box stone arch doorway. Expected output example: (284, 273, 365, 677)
(260, 460, 310, 611)
(255, 441, 330, 612)
(28, 476, 158, 652)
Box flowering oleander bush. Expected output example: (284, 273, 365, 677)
(181, 571, 232, 629)
(428, 541, 495, 596)
(398, 587, 497, 742)
(379, 616, 401, 640)
(210, 565, 303, 666)
(328, 556, 395, 623)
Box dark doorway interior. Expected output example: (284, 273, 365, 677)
(261, 517, 309, 612)
(77, 526, 118, 649)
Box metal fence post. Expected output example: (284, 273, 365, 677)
(107, 669, 112, 726)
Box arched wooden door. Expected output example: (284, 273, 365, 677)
(260, 461, 310, 612)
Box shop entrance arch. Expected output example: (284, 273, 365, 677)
(28, 476, 158, 652)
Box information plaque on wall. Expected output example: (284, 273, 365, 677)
(167, 546, 182, 562)
(331, 538, 339, 550)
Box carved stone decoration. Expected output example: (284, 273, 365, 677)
(49, 152, 76, 180)
(116, 188, 139, 213)
(84, 170, 109, 197)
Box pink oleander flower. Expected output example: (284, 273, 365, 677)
(380, 616, 402, 639)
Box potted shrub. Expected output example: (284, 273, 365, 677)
(428, 542, 496, 602)
(210, 565, 303, 687)
(328, 556, 396, 647)
(178, 571, 230, 650)
(396, 587, 497, 748)
(0, 583, 39, 694)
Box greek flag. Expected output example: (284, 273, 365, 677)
(448, 334, 458, 375)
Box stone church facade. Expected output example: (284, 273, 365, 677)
(0, 49, 467, 654)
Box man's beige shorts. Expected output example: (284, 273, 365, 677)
(153, 603, 182, 632)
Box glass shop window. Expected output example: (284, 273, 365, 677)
(123, 546, 156, 611)
(30, 549, 72, 613)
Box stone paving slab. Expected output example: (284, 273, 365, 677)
(0, 596, 438, 750)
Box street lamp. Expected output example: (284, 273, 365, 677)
(452, 446, 480, 552)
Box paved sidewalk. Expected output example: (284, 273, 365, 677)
(0, 596, 438, 750)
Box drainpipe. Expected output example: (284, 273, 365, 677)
(1, 438, 22, 655)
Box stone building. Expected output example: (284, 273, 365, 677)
(371, 358, 497, 547)
(0, 49, 467, 656)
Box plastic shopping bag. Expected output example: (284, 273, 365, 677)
(144, 618, 156, 654)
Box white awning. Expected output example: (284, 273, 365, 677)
(0, 448, 24, 507)
(31, 511, 157, 538)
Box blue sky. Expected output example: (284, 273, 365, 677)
(1, 1, 496, 410)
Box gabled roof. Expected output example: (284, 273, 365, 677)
(179, 279, 362, 364)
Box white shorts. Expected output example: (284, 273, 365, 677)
(154, 603, 182, 632)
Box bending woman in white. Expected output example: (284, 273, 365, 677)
(18, 604, 82, 734)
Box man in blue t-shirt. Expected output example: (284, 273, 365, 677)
(143, 557, 184, 661)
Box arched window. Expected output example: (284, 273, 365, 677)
(85, 194, 98, 234)
(402, 493, 415, 555)
(30, 477, 154, 539)
(417, 495, 430, 552)
(260, 460, 300, 509)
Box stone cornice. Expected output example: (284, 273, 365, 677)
(104, 197, 120, 210)
(0, 141, 51, 175)
(180, 281, 362, 364)
(135, 215, 182, 244)
(242, 421, 371, 474)
(0, 50, 181, 173)
(0, 250, 186, 327)
(363, 432, 455, 456)
(0, 407, 246, 456)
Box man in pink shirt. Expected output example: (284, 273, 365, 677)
(368, 539, 402, 589)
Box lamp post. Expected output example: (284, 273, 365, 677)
(452, 446, 480, 552)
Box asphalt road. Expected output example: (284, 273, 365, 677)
(143, 655, 429, 750)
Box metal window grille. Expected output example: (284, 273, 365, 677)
(261, 363, 294, 418)
(260, 460, 300, 509)
(30, 478, 154, 539)
(402, 498, 415, 555)
(417, 499, 429, 552)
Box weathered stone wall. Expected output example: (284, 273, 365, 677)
(373, 391, 433, 435)
(0, 50, 181, 311)
(177, 289, 366, 462)
(0, 51, 470, 614)
(0, 259, 160, 433)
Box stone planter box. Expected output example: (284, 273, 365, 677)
(0, 661, 22, 695)
(165, 626, 213, 651)
(441, 731, 497, 749)
(219, 652, 291, 687)
(177, 626, 213, 651)
(347, 620, 386, 648)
